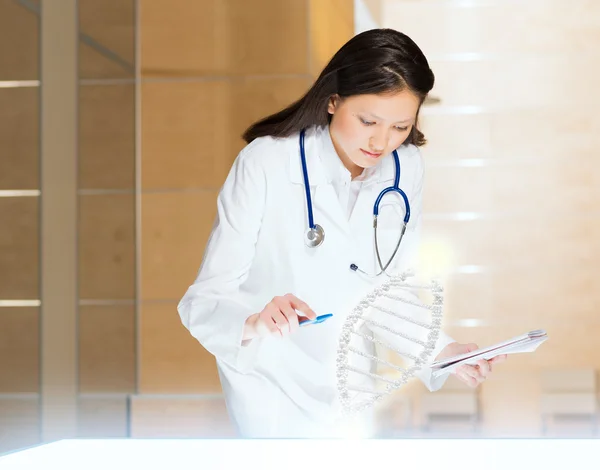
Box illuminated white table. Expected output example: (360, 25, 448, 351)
(0, 438, 597, 469)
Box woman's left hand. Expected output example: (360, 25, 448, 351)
(434, 342, 508, 388)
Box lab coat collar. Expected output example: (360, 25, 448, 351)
(318, 126, 349, 182)
(288, 126, 396, 186)
(288, 126, 329, 186)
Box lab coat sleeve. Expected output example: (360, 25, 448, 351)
(177, 143, 267, 374)
(369, 148, 455, 392)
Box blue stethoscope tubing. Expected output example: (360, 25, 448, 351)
(299, 129, 411, 275)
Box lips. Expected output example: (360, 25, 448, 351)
(361, 149, 382, 159)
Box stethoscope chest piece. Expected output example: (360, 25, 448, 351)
(305, 224, 325, 248)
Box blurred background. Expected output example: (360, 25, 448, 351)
(1, 0, 599, 454)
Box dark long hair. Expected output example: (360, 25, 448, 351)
(242, 28, 435, 145)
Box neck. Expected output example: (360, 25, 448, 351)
(328, 128, 363, 179)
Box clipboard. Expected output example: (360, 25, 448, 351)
(429, 329, 548, 379)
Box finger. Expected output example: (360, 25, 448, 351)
(460, 364, 484, 383)
(456, 364, 476, 377)
(264, 305, 289, 337)
(258, 307, 279, 334)
(454, 367, 471, 385)
(259, 317, 280, 336)
(489, 354, 508, 364)
(476, 359, 491, 378)
(464, 343, 479, 353)
(254, 316, 276, 337)
(456, 370, 477, 388)
(285, 294, 317, 320)
(271, 309, 291, 336)
(277, 299, 300, 333)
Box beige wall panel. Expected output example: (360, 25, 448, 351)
(422, 165, 492, 214)
(0, 88, 39, 190)
(488, 215, 599, 267)
(0, 197, 39, 299)
(141, 191, 218, 301)
(423, 109, 600, 161)
(79, 306, 135, 393)
(309, 0, 355, 76)
(421, 216, 600, 268)
(79, 194, 135, 299)
(491, 264, 598, 326)
(229, 78, 311, 149)
(440, 263, 599, 326)
(439, 272, 493, 323)
(139, 302, 221, 393)
(362, 0, 382, 25)
(383, 1, 600, 57)
(131, 396, 235, 437)
(141, 81, 231, 190)
(78, 0, 135, 79)
(0, 0, 39, 80)
(141, 0, 309, 77)
(79, 85, 135, 190)
(0, 398, 40, 454)
(419, 113, 493, 160)
(79, 43, 132, 80)
(141, 78, 310, 190)
(423, 156, 600, 214)
(77, 396, 128, 437)
(427, 57, 600, 110)
(490, 110, 600, 159)
(0, 309, 39, 393)
(491, 158, 600, 213)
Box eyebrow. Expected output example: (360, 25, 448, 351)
(366, 112, 413, 124)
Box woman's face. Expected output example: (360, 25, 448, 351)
(327, 90, 421, 178)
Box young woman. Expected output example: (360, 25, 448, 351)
(178, 29, 506, 438)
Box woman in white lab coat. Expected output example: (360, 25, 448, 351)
(178, 29, 506, 438)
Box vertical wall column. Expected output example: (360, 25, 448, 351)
(40, 0, 79, 441)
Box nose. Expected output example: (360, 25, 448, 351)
(369, 130, 389, 153)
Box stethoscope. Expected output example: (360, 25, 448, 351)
(300, 129, 411, 276)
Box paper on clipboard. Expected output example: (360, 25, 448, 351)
(430, 329, 548, 379)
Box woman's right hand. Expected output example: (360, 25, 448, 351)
(242, 294, 317, 342)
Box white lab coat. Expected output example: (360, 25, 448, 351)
(178, 126, 454, 438)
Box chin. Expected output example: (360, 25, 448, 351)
(357, 157, 378, 168)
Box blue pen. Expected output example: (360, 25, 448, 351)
(299, 313, 333, 327)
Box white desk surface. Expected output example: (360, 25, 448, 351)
(0, 438, 598, 470)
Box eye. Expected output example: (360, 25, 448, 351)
(394, 126, 409, 132)
(359, 117, 375, 126)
